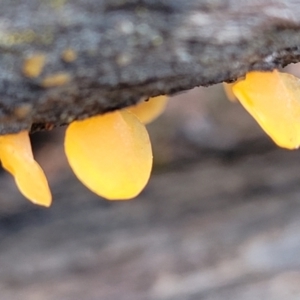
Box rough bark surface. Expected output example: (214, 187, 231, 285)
(1, 0, 300, 134)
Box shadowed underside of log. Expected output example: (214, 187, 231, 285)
(1, 0, 300, 134)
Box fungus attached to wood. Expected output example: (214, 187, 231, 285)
(22, 54, 46, 78)
(0, 94, 169, 206)
(64, 110, 153, 200)
(127, 95, 168, 124)
(232, 70, 300, 149)
(41, 72, 71, 88)
(0, 131, 52, 206)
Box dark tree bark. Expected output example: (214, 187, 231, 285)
(1, 0, 300, 134)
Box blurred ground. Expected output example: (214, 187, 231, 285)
(1, 81, 300, 300)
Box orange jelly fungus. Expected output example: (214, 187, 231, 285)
(0, 131, 52, 206)
(64, 110, 153, 200)
(232, 70, 300, 149)
(127, 95, 168, 124)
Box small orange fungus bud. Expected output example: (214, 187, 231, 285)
(22, 54, 46, 78)
(42, 72, 71, 88)
(127, 95, 168, 124)
(61, 48, 77, 63)
(0, 131, 52, 206)
(64, 110, 153, 200)
(232, 70, 300, 149)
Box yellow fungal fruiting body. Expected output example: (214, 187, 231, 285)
(42, 72, 71, 88)
(232, 70, 300, 149)
(22, 54, 46, 78)
(0, 131, 52, 206)
(65, 110, 152, 200)
(127, 95, 168, 124)
(0, 94, 168, 206)
(61, 48, 77, 63)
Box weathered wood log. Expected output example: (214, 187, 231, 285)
(1, 0, 300, 134)
(1, 146, 300, 300)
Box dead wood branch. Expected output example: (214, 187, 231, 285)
(1, 0, 300, 133)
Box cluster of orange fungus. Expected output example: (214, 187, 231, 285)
(0, 131, 51, 207)
(64, 96, 169, 201)
(0, 95, 167, 206)
(231, 70, 300, 150)
(65, 110, 153, 200)
(127, 95, 168, 124)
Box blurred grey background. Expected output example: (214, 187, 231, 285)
(1, 75, 300, 300)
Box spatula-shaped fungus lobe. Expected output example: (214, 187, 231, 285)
(64, 110, 153, 200)
(232, 70, 300, 149)
(0, 131, 52, 206)
(127, 95, 168, 124)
